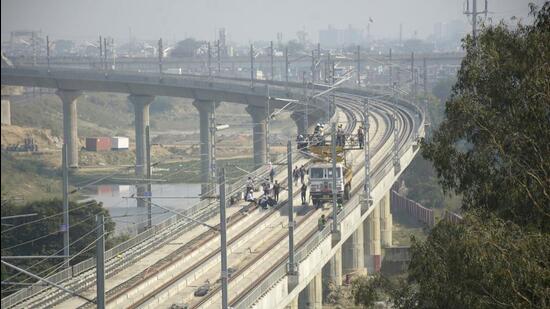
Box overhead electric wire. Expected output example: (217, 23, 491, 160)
(1, 200, 97, 235)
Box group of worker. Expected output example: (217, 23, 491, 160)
(245, 165, 281, 209)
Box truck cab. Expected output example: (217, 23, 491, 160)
(309, 162, 351, 208)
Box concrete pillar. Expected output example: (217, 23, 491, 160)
(380, 192, 393, 247)
(245, 105, 267, 169)
(343, 224, 365, 276)
(193, 100, 218, 196)
(290, 112, 307, 136)
(129, 95, 154, 177)
(300, 273, 322, 309)
(129, 95, 154, 233)
(328, 247, 342, 285)
(364, 204, 382, 273)
(287, 296, 299, 309)
(56, 90, 82, 168)
(1, 95, 11, 126)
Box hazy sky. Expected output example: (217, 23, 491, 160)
(1, 0, 540, 43)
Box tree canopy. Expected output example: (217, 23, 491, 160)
(352, 4, 550, 308)
(422, 3, 550, 231)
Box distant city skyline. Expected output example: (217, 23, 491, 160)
(1, 0, 540, 44)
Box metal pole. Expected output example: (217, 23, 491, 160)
(217, 40, 221, 75)
(472, 0, 477, 43)
(285, 47, 289, 90)
(287, 141, 296, 274)
(250, 44, 254, 87)
(411, 52, 415, 89)
(62, 143, 70, 269)
(46, 36, 50, 69)
(331, 56, 335, 120)
(158, 38, 163, 74)
(357, 45, 361, 87)
(363, 99, 371, 202)
(99, 36, 102, 69)
(208, 41, 212, 77)
(31, 32, 36, 66)
(266, 86, 270, 163)
(331, 123, 338, 232)
(219, 168, 228, 309)
(389, 48, 392, 89)
(145, 125, 152, 229)
(270, 40, 274, 81)
(96, 214, 105, 309)
(111, 38, 116, 70)
(317, 43, 321, 81)
(303, 73, 308, 132)
(103, 38, 107, 70)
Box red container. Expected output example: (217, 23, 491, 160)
(86, 137, 112, 152)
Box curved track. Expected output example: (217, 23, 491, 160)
(4, 83, 419, 309)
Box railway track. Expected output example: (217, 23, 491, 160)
(118, 102, 366, 308)
(187, 96, 403, 309)
(6, 87, 418, 309)
(226, 95, 417, 309)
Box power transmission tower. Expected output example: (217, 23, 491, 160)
(464, 0, 489, 44)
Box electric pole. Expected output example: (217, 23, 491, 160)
(103, 37, 107, 70)
(208, 41, 212, 77)
(285, 47, 289, 91)
(356, 45, 361, 87)
(270, 41, 274, 81)
(158, 38, 163, 74)
(99, 35, 103, 69)
(287, 141, 296, 274)
(389, 48, 393, 89)
(46, 36, 50, 69)
(411, 52, 415, 92)
(146, 125, 152, 229)
(250, 44, 254, 88)
(31, 32, 36, 66)
(217, 40, 221, 75)
(62, 143, 70, 269)
(331, 123, 338, 232)
(96, 214, 105, 309)
(363, 98, 372, 205)
(219, 168, 228, 309)
(464, 0, 489, 44)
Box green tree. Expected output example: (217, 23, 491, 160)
(422, 3, 550, 231)
(405, 214, 550, 308)
(379, 4, 550, 309)
(170, 38, 205, 58)
(1, 199, 118, 297)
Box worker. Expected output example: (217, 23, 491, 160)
(293, 166, 300, 186)
(246, 177, 254, 194)
(269, 166, 275, 183)
(273, 180, 281, 202)
(318, 214, 327, 230)
(245, 189, 255, 202)
(357, 126, 364, 149)
(258, 195, 268, 209)
(301, 183, 308, 205)
(299, 165, 306, 184)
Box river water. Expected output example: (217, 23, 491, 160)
(83, 183, 201, 235)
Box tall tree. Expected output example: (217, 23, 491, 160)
(422, 3, 550, 231)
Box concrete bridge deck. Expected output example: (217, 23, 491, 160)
(1, 65, 424, 309)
